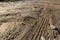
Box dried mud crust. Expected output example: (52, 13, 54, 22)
(0, 0, 60, 40)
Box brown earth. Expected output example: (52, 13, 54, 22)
(0, 0, 60, 40)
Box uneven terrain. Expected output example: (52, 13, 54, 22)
(0, 0, 60, 40)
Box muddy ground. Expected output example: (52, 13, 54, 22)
(0, 0, 60, 40)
